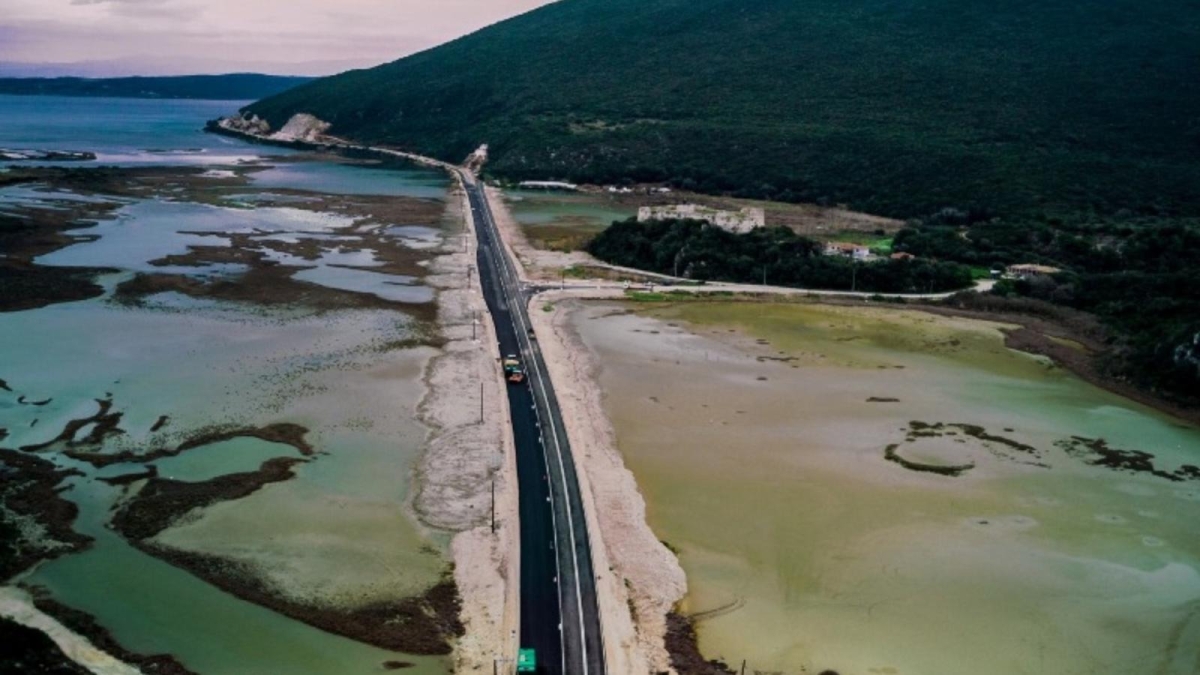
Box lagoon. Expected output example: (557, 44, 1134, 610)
(573, 300, 1200, 675)
(0, 94, 456, 673)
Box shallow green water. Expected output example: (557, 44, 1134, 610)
(153, 438, 299, 482)
(31, 476, 446, 675)
(576, 301, 1200, 675)
(3, 294, 449, 673)
(504, 190, 634, 234)
(1, 96, 457, 674)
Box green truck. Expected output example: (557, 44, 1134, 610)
(516, 648, 536, 673)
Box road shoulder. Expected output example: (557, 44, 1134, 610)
(417, 178, 520, 671)
(529, 292, 687, 674)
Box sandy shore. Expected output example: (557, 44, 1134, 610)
(416, 179, 520, 671)
(0, 587, 141, 675)
(528, 292, 687, 673)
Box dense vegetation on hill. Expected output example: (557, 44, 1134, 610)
(249, 0, 1200, 402)
(588, 219, 972, 293)
(895, 213, 1200, 402)
(0, 74, 312, 100)
(249, 0, 1199, 220)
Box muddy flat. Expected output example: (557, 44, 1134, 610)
(569, 300, 1200, 675)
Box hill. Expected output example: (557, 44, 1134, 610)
(247, 0, 1200, 221)
(0, 74, 312, 101)
(249, 0, 1200, 406)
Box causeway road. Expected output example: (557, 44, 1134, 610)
(462, 171, 606, 675)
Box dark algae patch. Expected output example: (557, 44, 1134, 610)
(0, 615, 90, 675)
(63, 421, 314, 468)
(24, 588, 198, 675)
(888, 422, 1200, 481)
(97, 465, 158, 486)
(0, 171, 121, 311)
(19, 397, 125, 453)
(884, 444, 974, 477)
(908, 421, 1043, 460)
(885, 421, 1052, 476)
(150, 415, 171, 432)
(0, 449, 91, 580)
(1057, 437, 1200, 482)
(0, 266, 111, 312)
(107, 447, 466, 655)
(111, 456, 307, 540)
(3, 164, 445, 319)
(125, 538, 465, 656)
(174, 422, 314, 456)
(665, 612, 735, 675)
(136, 548, 464, 655)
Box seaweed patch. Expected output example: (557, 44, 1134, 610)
(884, 444, 975, 477)
(1057, 436, 1200, 482)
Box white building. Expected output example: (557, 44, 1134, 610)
(637, 204, 765, 234)
(823, 242, 872, 261)
(518, 181, 579, 191)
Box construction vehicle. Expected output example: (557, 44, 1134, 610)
(502, 354, 525, 384)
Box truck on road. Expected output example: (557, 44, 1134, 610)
(502, 355, 525, 384)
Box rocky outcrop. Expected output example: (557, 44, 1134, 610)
(270, 114, 332, 142)
(1173, 330, 1200, 379)
(217, 113, 270, 136)
(463, 144, 488, 173)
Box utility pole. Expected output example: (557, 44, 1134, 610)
(851, 262, 858, 293)
(480, 382, 484, 424)
(472, 310, 477, 340)
(491, 477, 496, 533)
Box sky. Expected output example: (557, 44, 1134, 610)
(0, 0, 555, 77)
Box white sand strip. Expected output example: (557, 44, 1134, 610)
(0, 586, 143, 675)
(416, 179, 520, 670)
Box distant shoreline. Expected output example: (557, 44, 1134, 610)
(0, 74, 312, 102)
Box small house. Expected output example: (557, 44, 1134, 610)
(824, 242, 872, 261)
(1005, 263, 1061, 279)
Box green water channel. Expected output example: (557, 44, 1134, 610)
(1, 151, 456, 672)
(503, 189, 634, 248)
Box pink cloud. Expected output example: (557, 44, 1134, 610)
(1, 0, 555, 76)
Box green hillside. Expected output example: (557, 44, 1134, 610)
(248, 0, 1200, 220)
(0, 74, 312, 100)
(249, 0, 1200, 405)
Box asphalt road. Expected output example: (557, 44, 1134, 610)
(462, 174, 606, 675)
